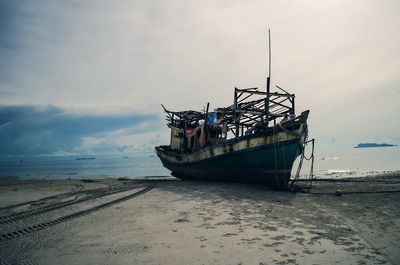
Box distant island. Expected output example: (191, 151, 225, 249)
(354, 143, 397, 148)
(75, 157, 96, 160)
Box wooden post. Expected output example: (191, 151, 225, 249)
(204, 102, 210, 126)
(200, 103, 210, 146)
(204, 102, 210, 143)
(291, 96, 295, 114)
(265, 78, 270, 127)
(234, 87, 239, 138)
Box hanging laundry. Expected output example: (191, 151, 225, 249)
(207, 112, 217, 125)
(199, 123, 206, 146)
(186, 125, 201, 138)
(186, 128, 196, 137)
(222, 121, 228, 138)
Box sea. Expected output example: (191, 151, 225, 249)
(0, 145, 399, 181)
(0, 151, 170, 181)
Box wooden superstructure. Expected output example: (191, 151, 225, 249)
(162, 85, 296, 152)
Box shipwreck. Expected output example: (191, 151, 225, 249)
(155, 33, 312, 189)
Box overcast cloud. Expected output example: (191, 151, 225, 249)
(1, 0, 399, 155)
(0, 105, 158, 155)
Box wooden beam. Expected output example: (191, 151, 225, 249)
(269, 92, 295, 98)
(235, 109, 265, 115)
(234, 89, 294, 98)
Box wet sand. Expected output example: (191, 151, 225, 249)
(0, 174, 399, 265)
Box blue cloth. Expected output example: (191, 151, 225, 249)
(207, 112, 217, 125)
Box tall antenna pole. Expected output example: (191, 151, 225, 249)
(265, 29, 271, 127)
(266, 28, 271, 93)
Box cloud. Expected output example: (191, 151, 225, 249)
(0, 105, 159, 155)
(1, 0, 399, 148)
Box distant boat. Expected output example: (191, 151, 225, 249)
(155, 31, 311, 190)
(75, 157, 96, 160)
(354, 143, 397, 148)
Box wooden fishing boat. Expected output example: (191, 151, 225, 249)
(155, 34, 311, 189)
(155, 85, 310, 189)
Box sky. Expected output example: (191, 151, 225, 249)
(0, 0, 399, 156)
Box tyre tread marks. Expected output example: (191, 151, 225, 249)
(0, 184, 143, 224)
(0, 183, 155, 242)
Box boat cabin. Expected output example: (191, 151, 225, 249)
(162, 86, 296, 152)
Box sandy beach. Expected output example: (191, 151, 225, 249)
(0, 174, 399, 265)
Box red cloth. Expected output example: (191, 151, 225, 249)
(186, 128, 196, 137)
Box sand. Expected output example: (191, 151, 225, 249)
(0, 174, 399, 265)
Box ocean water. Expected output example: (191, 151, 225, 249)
(0, 145, 399, 180)
(0, 151, 170, 180)
(294, 143, 400, 179)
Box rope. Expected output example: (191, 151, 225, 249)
(270, 120, 313, 190)
(307, 189, 400, 195)
(272, 120, 309, 190)
(273, 124, 280, 188)
(290, 136, 315, 192)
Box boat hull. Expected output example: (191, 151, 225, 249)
(155, 123, 307, 189)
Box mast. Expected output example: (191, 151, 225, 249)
(265, 29, 271, 127)
(267, 28, 271, 91)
